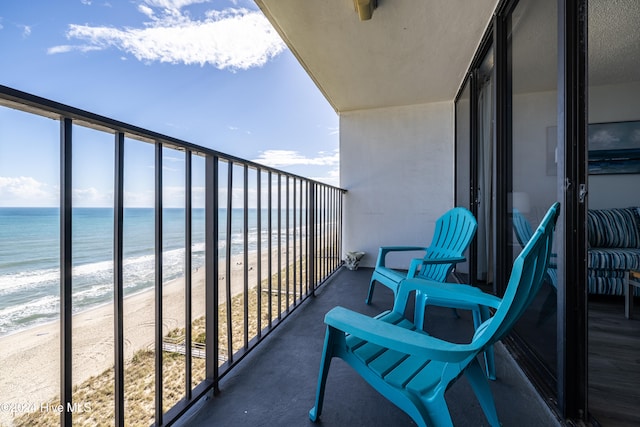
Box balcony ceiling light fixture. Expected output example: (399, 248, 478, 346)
(353, 0, 377, 21)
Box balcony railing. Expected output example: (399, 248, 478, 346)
(0, 85, 345, 426)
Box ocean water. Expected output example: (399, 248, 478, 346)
(0, 207, 301, 336)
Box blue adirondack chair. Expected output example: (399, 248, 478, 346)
(513, 208, 558, 327)
(513, 208, 557, 289)
(366, 207, 477, 308)
(309, 202, 560, 427)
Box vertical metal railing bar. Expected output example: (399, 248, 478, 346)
(154, 142, 164, 426)
(316, 184, 321, 283)
(292, 178, 297, 302)
(225, 161, 233, 363)
(113, 132, 125, 427)
(319, 186, 322, 281)
(184, 150, 193, 400)
(334, 189, 338, 270)
(322, 186, 326, 280)
(337, 190, 344, 263)
(305, 182, 310, 293)
(308, 183, 315, 293)
(300, 181, 305, 294)
(285, 176, 290, 309)
(267, 171, 272, 326)
(337, 189, 341, 268)
(314, 185, 322, 285)
(334, 188, 338, 268)
(277, 174, 282, 318)
(324, 187, 328, 275)
(329, 187, 333, 271)
(243, 165, 249, 349)
(327, 187, 331, 272)
(332, 188, 337, 270)
(256, 169, 262, 337)
(204, 155, 219, 393)
(338, 189, 342, 267)
(300, 180, 304, 295)
(330, 189, 334, 270)
(318, 185, 327, 282)
(60, 117, 73, 427)
(329, 188, 332, 270)
(318, 186, 321, 281)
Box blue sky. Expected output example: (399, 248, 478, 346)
(0, 0, 339, 207)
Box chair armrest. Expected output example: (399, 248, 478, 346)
(394, 278, 502, 313)
(376, 246, 429, 268)
(407, 256, 467, 277)
(325, 306, 478, 362)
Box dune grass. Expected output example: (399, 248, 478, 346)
(12, 260, 315, 427)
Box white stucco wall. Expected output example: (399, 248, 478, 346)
(339, 102, 455, 269)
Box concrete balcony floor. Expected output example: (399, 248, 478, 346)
(178, 267, 562, 427)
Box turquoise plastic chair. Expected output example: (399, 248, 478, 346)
(513, 208, 557, 289)
(513, 208, 558, 327)
(309, 203, 560, 427)
(366, 207, 477, 310)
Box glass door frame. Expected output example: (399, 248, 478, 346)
(454, 0, 589, 422)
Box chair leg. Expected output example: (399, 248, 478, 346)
(366, 279, 376, 305)
(465, 357, 500, 427)
(472, 306, 496, 380)
(422, 393, 454, 427)
(482, 346, 496, 381)
(309, 326, 339, 422)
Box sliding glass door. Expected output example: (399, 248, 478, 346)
(455, 45, 494, 288)
(506, 0, 559, 384)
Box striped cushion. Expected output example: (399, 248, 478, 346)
(588, 248, 640, 270)
(587, 208, 640, 248)
(587, 275, 640, 296)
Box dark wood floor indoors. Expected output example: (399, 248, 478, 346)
(588, 297, 640, 427)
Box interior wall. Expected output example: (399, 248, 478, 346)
(512, 90, 558, 223)
(588, 81, 640, 209)
(340, 102, 454, 269)
(510, 81, 640, 216)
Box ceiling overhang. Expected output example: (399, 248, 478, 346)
(255, 0, 499, 113)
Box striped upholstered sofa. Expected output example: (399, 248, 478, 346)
(588, 207, 640, 296)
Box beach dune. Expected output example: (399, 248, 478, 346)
(0, 250, 281, 426)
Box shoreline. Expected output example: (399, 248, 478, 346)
(0, 248, 287, 427)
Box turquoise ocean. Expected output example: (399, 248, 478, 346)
(0, 207, 291, 337)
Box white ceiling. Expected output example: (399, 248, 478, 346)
(589, 0, 640, 86)
(256, 0, 499, 113)
(256, 0, 640, 113)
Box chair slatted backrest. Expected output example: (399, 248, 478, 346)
(417, 207, 477, 282)
(473, 202, 560, 346)
(512, 208, 534, 248)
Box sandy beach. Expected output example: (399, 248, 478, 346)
(0, 249, 286, 426)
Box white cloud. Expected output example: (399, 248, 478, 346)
(144, 0, 210, 10)
(47, 44, 103, 54)
(253, 150, 339, 168)
(22, 25, 31, 37)
(0, 176, 57, 206)
(311, 167, 339, 187)
(48, 3, 286, 71)
(73, 187, 113, 207)
(252, 150, 340, 187)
